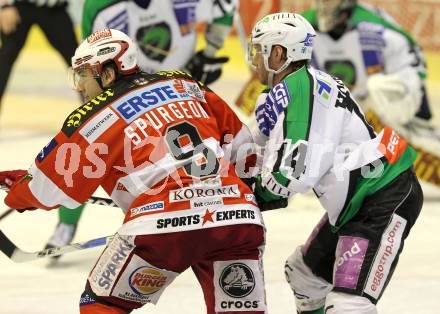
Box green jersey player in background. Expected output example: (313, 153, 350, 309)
(302, 0, 440, 184)
(237, 0, 440, 188)
(82, 0, 234, 82)
(248, 12, 423, 313)
(46, 0, 238, 255)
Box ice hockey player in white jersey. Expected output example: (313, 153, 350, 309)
(248, 12, 423, 313)
(302, 0, 440, 184)
(304, 0, 434, 121)
(237, 0, 440, 186)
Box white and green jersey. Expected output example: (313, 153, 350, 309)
(82, 0, 236, 73)
(254, 66, 416, 231)
(302, 3, 426, 101)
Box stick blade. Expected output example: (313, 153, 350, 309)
(0, 230, 113, 263)
(0, 230, 17, 258)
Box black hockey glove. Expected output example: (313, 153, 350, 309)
(241, 177, 288, 212)
(257, 197, 288, 212)
(185, 50, 229, 85)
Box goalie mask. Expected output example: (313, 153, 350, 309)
(316, 0, 357, 32)
(248, 12, 316, 87)
(70, 28, 139, 90)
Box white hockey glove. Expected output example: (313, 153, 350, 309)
(185, 50, 229, 85)
(365, 73, 421, 125)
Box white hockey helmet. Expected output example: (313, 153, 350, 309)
(248, 12, 316, 86)
(71, 28, 139, 86)
(316, 0, 357, 32)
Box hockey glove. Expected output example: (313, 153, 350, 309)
(0, 169, 36, 212)
(185, 50, 229, 85)
(257, 197, 288, 212)
(0, 169, 27, 189)
(240, 176, 288, 211)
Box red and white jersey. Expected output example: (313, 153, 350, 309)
(6, 71, 262, 235)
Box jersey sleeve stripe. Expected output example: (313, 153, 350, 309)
(28, 164, 82, 209)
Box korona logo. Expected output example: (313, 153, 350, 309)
(169, 185, 239, 202)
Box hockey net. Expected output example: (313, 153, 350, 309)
(239, 0, 440, 51)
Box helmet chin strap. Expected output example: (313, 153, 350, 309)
(264, 56, 293, 87)
(267, 72, 275, 88)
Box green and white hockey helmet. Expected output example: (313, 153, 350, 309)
(71, 28, 139, 78)
(248, 12, 316, 71)
(316, 0, 357, 32)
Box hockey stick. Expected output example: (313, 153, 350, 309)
(0, 229, 113, 262)
(0, 208, 14, 221)
(0, 186, 14, 221)
(0, 185, 117, 262)
(0, 185, 119, 208)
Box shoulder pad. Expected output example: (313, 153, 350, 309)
(153, 70, 194, 81)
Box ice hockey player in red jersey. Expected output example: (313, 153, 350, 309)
(0, 28, 267, 314)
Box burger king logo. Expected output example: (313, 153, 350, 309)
(129, 266, 168, 295)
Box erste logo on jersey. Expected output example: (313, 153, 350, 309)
(112, 81, 193, 123)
